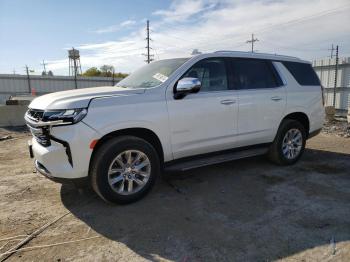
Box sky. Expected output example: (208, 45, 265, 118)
(0, 0, 349, 75)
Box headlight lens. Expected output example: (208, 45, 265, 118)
(42, 108, 88, 124)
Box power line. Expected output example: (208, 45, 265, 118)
(259, 4, 350, 34)
(246, 34, 258, 52)
(259, 39, 328, 52)
(152, 46, 160, 60)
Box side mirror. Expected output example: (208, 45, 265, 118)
(174, 77, 201, 99)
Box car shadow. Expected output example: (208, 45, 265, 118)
(60, 148, 350, 261)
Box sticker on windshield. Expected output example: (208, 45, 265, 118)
(152, 73, 168, 82)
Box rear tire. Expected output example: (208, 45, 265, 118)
(90, 136, 160, 204)
(268, 119, 306, 165)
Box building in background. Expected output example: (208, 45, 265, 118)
(313, 57, 350, 115)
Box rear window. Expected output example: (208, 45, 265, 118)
(282, 61, 320, 86)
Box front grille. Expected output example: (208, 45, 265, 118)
(25, 109, 51, 146)
(26, 109, 44, 122)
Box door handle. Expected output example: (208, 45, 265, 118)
(220, 99, 236, 105)
(271, 96, 282, 101)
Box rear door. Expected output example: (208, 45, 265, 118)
(229, 58, 287, 146)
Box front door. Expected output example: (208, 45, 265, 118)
(166, 57, 238, 159)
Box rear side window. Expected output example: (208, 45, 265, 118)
(230, 59, 282, 90)
(282, 61, 320, 86)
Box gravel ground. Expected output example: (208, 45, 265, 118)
(0, 127, 350, 261)
(322, 119, 350, 138)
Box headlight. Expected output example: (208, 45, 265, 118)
(42, 108, 88, 124)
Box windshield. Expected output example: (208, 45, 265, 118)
(116, 58, 189, 88)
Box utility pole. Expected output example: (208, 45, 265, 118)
(112, 67, 115, 86)
(333, 45, 339, 107)
(328, 44, 335, 59)
(13, 69, 16, 75)
(41, 60, 48, 74)
(246, 34, 258, 53)
(143, 20, 153, 63)
(73, 50, 78, 89)
(25, 65, 32, 94)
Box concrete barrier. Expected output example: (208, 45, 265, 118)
(325, 106, 336, 122)
(0, 105, 28, 127)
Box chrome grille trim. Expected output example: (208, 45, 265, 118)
(26, 109, 44, 122)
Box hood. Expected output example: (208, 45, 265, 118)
(29, 86, 145, 110)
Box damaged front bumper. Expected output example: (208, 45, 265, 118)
(25, 118, 98, 181)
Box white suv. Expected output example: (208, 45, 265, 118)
(25, 51, 324, 204)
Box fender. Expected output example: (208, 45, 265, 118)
(84, 95, 173, 162)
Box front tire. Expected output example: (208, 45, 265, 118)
(90, 136, 160, 204)
(268, 119, 306, 165)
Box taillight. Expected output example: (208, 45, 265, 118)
(321, 85, 325, 106)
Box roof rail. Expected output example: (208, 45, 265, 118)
(213, 50, 300, 60)
(214, 50, 235, 53)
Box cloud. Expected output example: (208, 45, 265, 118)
(93, 19, 137, 34)
(120, 20, 136, 27)
(48, 0, 350, 75)
(153, 0, 217, 22)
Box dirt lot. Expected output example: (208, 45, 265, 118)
(0, 127, 350, 261)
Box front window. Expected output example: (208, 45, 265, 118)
(116, 58, 189, 89)
(182, 58, 228, 92)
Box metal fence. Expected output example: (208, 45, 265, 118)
(323, 87, 350, 113)
(0, 74, 121, 104)
(313, 57, 350, 113)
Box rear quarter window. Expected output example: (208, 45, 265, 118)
(282, 61, 320, 86)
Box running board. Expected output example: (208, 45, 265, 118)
(165, 147, 269, 172)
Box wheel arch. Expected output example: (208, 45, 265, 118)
(281, 112, 310, 137)
(90, 127, 165, 168)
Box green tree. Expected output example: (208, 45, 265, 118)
(100, 65, 114, 77)
(83, 66, 128, 78)
(82, 67, 101, 77)
(114, 72, 129, 78)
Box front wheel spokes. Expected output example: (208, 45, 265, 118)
(124, 151, 133, 165)
(131, 152, 142, 166)
(134, 178, 145, 186)
(118, 179, 125, 192)
(108, 150, 152, 195)
(282, 128, 303, 160)
(127, 180, 133, 192)
(109, 175, 124, 186)
(134, 159, 149, 171)
(108, 168, 124, 175)
(115, 156, 126, 168)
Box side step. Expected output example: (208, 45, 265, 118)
(165, 147, 269, 172)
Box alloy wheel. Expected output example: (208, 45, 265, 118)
(107, 150, 151, 195)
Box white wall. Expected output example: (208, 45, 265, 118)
(0, 74, 122, 104)
(313, 57, 350, 112)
